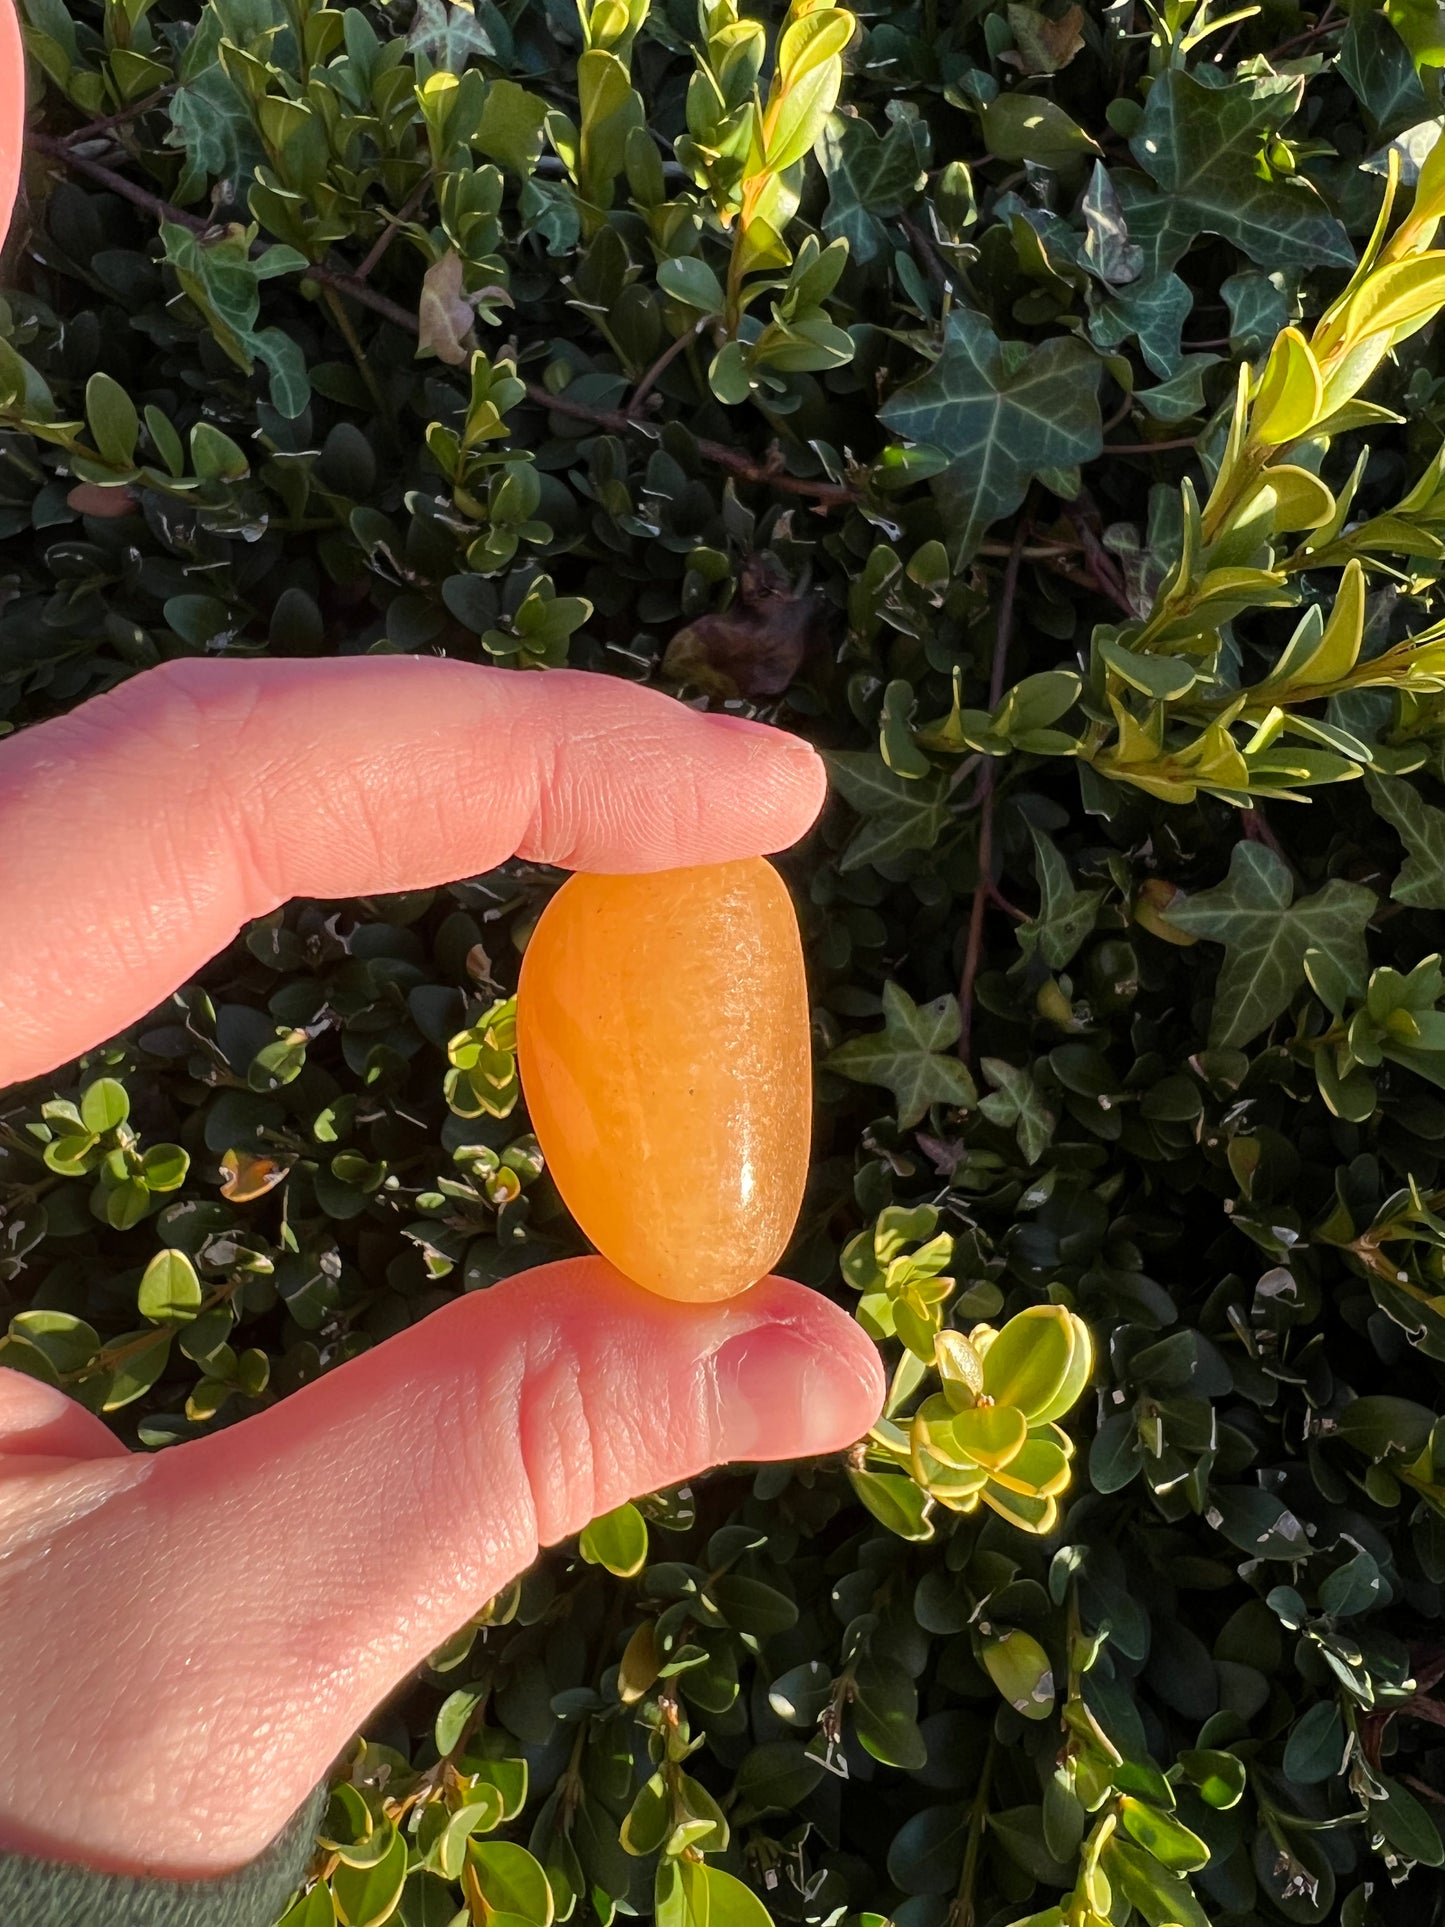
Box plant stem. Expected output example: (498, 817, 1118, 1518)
(32, 134, 860, 512)
(533, 385, 858, 504)
(59, 87, 175, 148)
(32, 130, 210, 230)
(950, 1735, 997, 1927)
(1105, 434, 1199, 455)
(352, 176, 433, 285)
(1101, 390, 1134, 436)
(320, 285, 395, 434)
(628, 317, 710, 417)
(1268, 3, 1342, 61)
(899, 214, 954, 297)
(1072, 509, 1133, 610)
(1241, 805, 1290, 866)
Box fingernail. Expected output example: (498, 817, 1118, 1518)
(707, 713, 819, 757)
(713, 1323, 868, 1462)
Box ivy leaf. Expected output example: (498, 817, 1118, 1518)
(979, 1058, 1057, 1165)
(879, 308, 1103, 561)
(827, 982, 978, 1129)
(407, 0, 498, 71)
(825, 751, 951, 871)
(1126, 69, 1355, 272)
(1080, 162, 1142, 286)
(1134, 353, 1219, 424)
(1091, 272, 1193, 380)
(1162, 844, 1374, 1048)
(1366, 771, 1445, 907)
(1340, 9, 1429, 135)
(1018, 825, 1104, 969)
(819, 112, 929, 266)
(159, 225, 312, 420)
(168, 2, 267, 202)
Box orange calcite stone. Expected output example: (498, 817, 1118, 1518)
(516, 858, 811, 1302)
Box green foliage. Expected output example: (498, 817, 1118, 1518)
(15, 2, 1445, 1926)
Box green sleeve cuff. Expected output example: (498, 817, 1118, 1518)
(0, 1783, 327, 1927)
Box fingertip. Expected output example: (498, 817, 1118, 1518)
(712, 1276, 885, 1462)
(699, 712, 828, 851)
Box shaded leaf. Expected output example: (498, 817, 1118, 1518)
(825, 751, 952, 870)
(879, 308, 1103, 561)
(1366, 770, 1445, 907)
(1163, 844, 1375, 1048)
(827, 982, 977, 1129)
(1126, 69, 1355, 271)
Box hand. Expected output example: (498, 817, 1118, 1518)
(0, 0, 19, 252)
(0, 659, 884, 1879)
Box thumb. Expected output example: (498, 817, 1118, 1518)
(1, 1262, 883, 1875)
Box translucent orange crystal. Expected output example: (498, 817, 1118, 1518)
(516, 858, 812, 1302)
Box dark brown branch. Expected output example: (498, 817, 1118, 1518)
(898, 213, 954, 296)
(32, 130, 207, 230)
(1268, 3, 1343, 61)
(352, 175, 434, 285)
(57, 87, 175, 149)
(32, 132, 860, 511)
(1073, 511, 1132, 611)
(308, 265, 417, 335)
(527, 385, 858, 506)
(1101, 390, 1134, 437)
(1241, 806, 1293, 874)
(1038, 552, 1134, 613)
(627, 316, 710, 418)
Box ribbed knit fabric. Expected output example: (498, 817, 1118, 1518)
(0, 1784, 327, 1927)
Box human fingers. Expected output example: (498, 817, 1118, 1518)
(0, 1261, 883, 1874)
(0, 658, 825, 1086)
(0, 0, 20, 250)
(0, 1370, 131, 1462)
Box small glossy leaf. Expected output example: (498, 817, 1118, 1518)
(978, 1627, 1055, 1720)
(579, 1501, 649, 1577)
(137, 1249, 203, 1323)
(1118, 1795, 1209, 1872)
(979, 1305, 1076, 1417)
(1178, 1748, 1247, 1809)
(80, 1078, 130, 1133)
(465, 1840, 554, 1927)
(333, 1824, 408, 1927)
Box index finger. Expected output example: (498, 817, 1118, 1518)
(0, 658, 825, 1086)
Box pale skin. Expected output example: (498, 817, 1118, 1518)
(0, 659, 886, 1882)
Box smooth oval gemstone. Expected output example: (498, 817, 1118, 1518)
(516, 858, 811, 1302)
